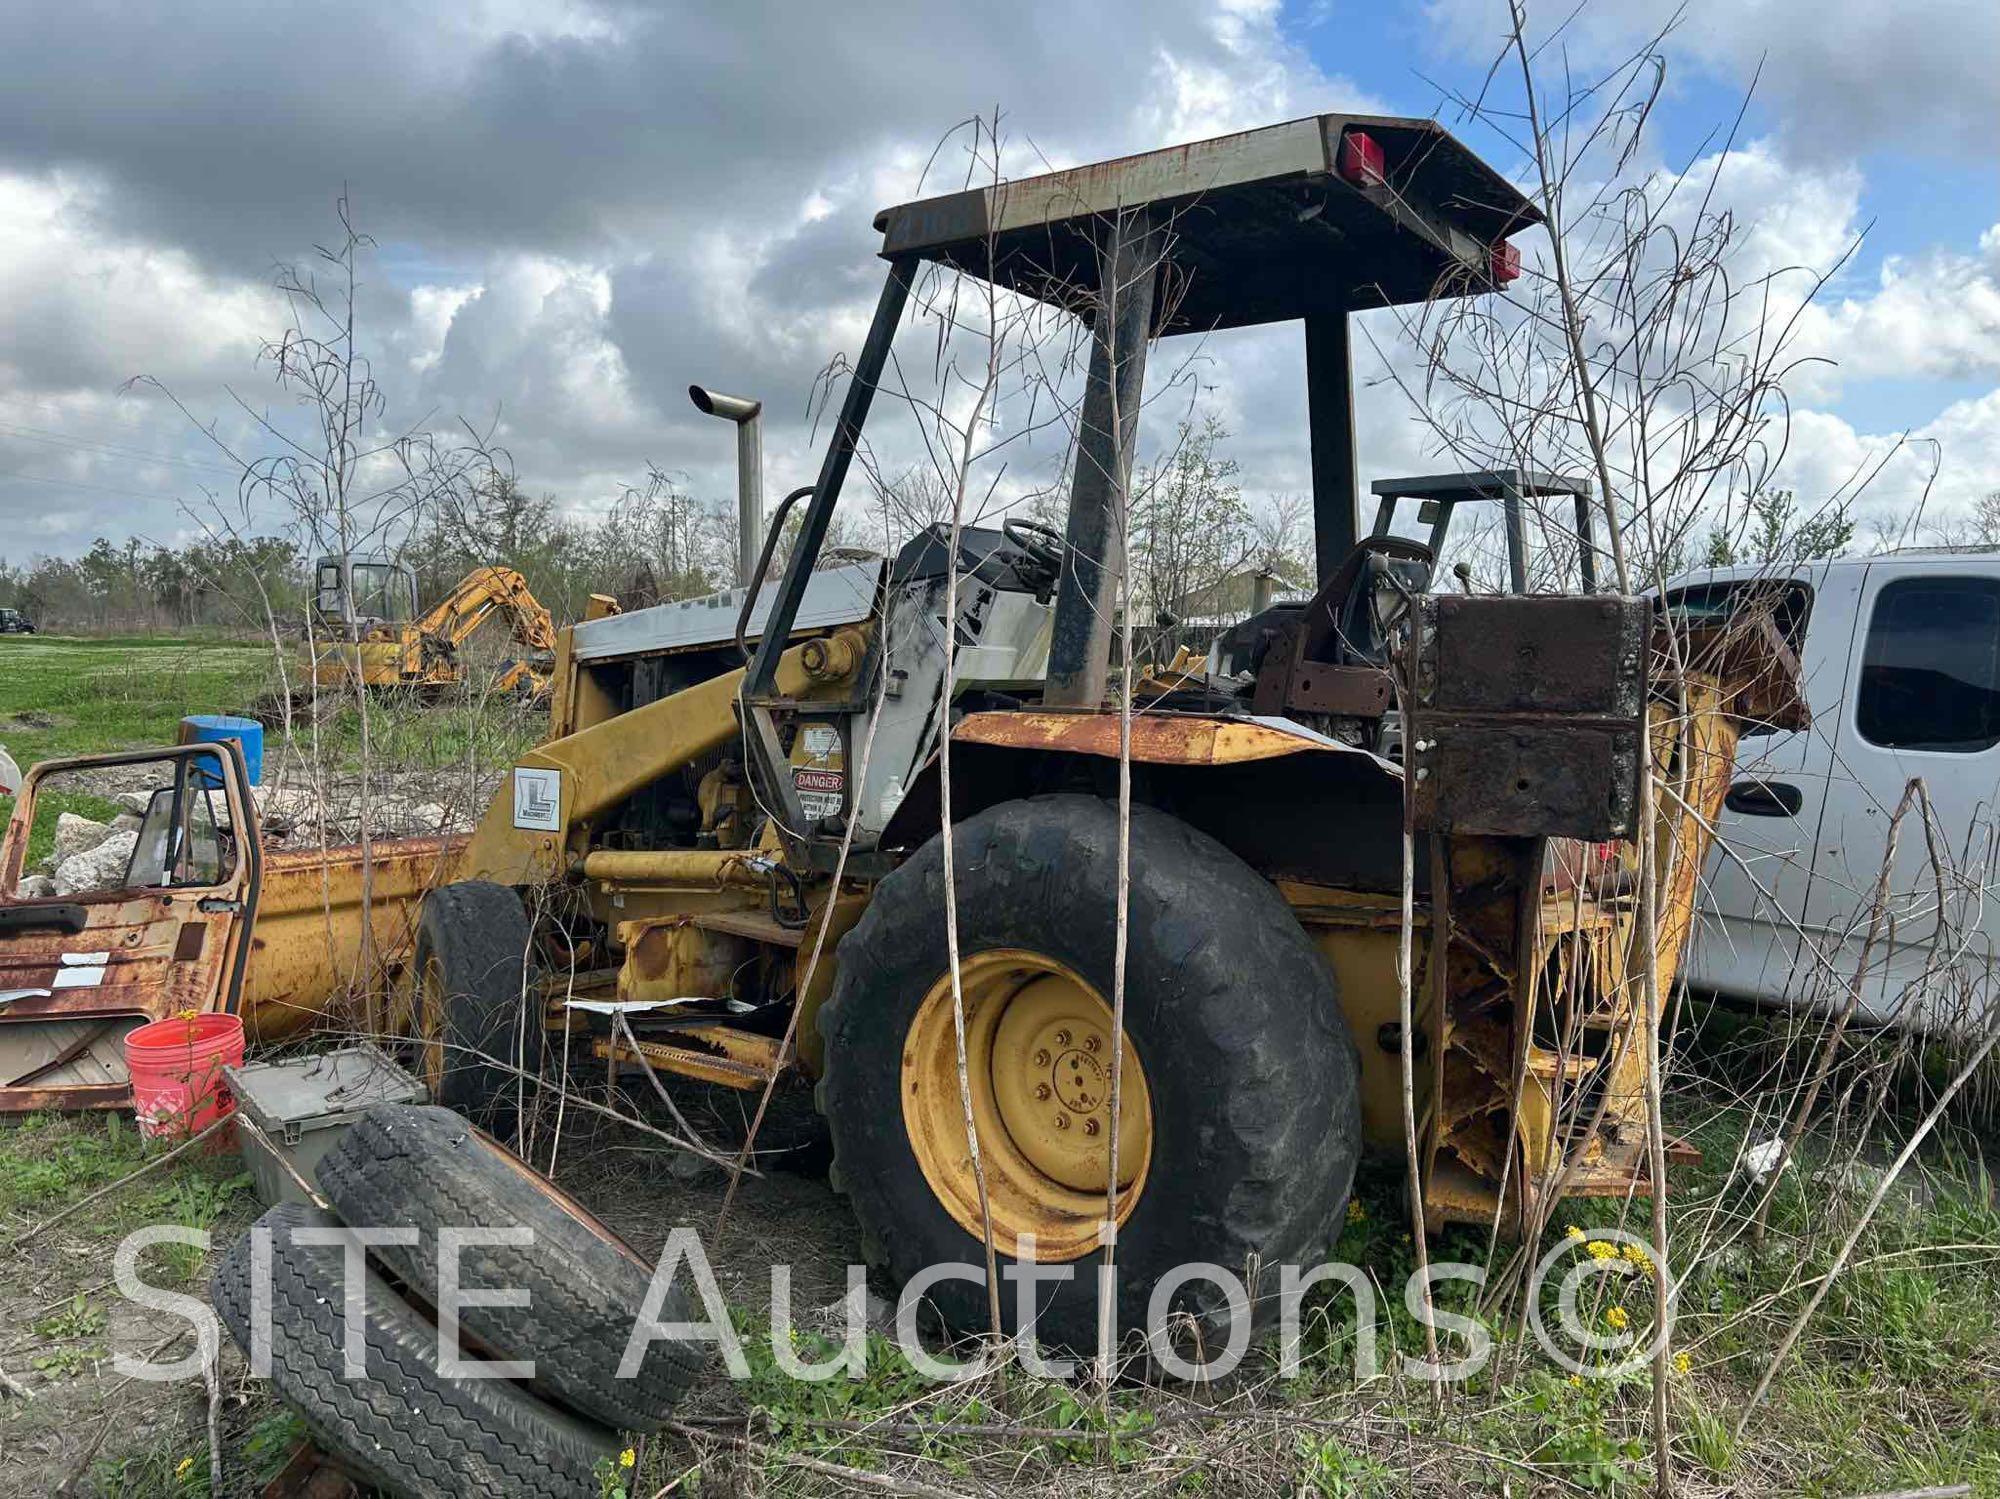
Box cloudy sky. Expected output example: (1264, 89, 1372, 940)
(0, 0, 1994, 563)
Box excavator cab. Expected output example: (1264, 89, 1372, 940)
(313, 554, 419, 637)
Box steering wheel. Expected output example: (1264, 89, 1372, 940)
(1002, 517, 1066, 578)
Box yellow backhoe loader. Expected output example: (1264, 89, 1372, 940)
(405, 114, 1802, 1351)
(310, 556, 557, 697)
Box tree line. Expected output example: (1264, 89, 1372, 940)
(0, 472, 745, 635)
(4, 433, 1976, 639)
(0, 414, 1310, 642)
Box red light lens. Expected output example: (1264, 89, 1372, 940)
(1491, 240, 1522, 285)
(1337, 130, 1386, 187)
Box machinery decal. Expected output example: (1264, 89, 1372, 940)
(791, 723, 845, 821)
(512, 767, 562, 830)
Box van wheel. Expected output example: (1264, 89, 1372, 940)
(413, 880, 543, 1143)
(817, 794, 1361, 1357)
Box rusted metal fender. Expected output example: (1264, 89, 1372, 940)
(877, 707, 1401, 851)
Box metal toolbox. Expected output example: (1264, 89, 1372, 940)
(225, 1045, 427, 1206)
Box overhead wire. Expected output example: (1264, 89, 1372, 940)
(0, 419, 240, 477)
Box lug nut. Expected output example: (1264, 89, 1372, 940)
(1034, 1083, 1051, 1100)
(1083, 1118, 1100, 1136)
(1033, 1049, 1050, 1067)
(1083, 1035, 1100, 1053)
(1055, 1029, 1072, 1047)
(1054, 1114, 1070, 1130)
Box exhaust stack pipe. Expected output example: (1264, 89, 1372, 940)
(689, 386, 764, 586)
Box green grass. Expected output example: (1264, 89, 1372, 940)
(0, 634, 278, 854)
(0, 633, 537, 853)
(0, 1109, 156, 1217)
(0, 1111, 251, 1255)
(302, 688, 543, 773)
(0, 634, 274, 767)
(92, 1407, 307, 1498)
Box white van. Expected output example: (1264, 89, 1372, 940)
(1669, 551, 2000, 1029)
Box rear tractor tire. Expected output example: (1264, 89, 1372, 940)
(817, 794, 1362, 1359)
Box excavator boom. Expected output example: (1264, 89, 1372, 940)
(401, 565, 557, 681)
(311, 558, 558, 698)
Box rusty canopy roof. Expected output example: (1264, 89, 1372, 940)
(872, 114, 1543, 331)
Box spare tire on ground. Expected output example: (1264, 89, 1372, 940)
(315, 1102, 707, 1433)
(211, 1200, 617, 1499)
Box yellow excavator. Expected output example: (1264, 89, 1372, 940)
(309, 555, 558, 698)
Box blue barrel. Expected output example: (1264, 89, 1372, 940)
(178, 714, 263, 787)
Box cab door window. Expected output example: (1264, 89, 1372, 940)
(125, 763, 232, 889)
(5, 754, 237, 898)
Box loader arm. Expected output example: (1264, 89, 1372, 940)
(460, 624, 872, 888)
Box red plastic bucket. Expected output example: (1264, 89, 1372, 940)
(125, 1013, 245, 1141)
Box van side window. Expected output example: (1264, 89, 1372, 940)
(1858, 576, 2000, 752)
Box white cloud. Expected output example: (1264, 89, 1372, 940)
(0, 0, 1988, 571)
(0, 172, 273, 399)
(1797, 228, 2000, 388)
(1423, 0, 2000, 159)
(0, 0, 1391, 555)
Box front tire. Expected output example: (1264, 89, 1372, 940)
(413, 880, 543, 1143)
(817, 794, 1361, 1356)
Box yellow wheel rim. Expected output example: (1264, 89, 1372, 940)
(902, 948, 1152, 1262)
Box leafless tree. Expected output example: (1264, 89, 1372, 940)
(1378, 5, 1881, 1484)
(139, 197, 511, 1024)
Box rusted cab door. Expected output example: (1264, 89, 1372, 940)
(0, 743, 261, 1110)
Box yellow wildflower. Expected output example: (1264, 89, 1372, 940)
(1565, 1224, 1586, 1242)
(1674, 1351, 1692, 1376)
(1585, 1239, 1618, 1261)
(1347, 1200, 1367, 1223)
(175, 1008, 200, 1022)
(619, 1448, 637, 1469)
(1567, 1374, 1585, 1388)
(175, 1457, 195, 1477)
(1605, 1306, 1629, 1331)
(1620, 1242, 1655, 1275)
